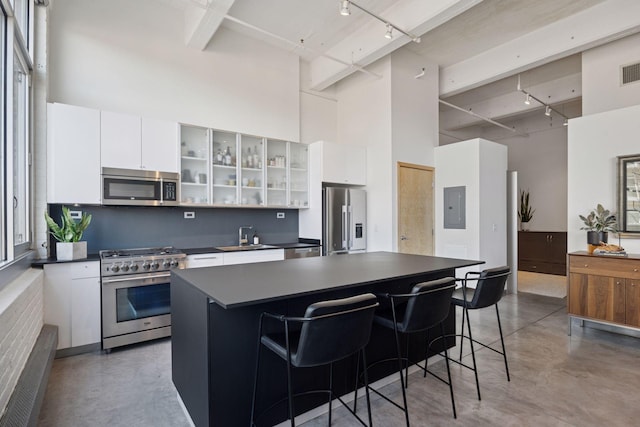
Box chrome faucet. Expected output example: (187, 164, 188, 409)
(238, 226, 253, 246)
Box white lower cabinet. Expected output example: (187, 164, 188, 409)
(222, 249, 284, 265)
(44, 261, 101, 350)
(185, 253, 224, 268)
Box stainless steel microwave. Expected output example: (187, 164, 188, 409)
(102, 167, 180, 206)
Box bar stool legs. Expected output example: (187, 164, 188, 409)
(456, 302, 512, 403)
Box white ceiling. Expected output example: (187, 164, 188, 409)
(158, 0, 640, 136)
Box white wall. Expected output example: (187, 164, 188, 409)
(336, 58, 393, 252)
(501, 126, 568, 231)
(567, 103, 640, 253)
(390, 49, 439, 250)
(48, 0, 299, 141)
(300, 92, 337, 144)
(582, 33, 640, 116)
(435, 139, 507, 271)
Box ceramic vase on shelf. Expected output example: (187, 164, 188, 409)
(520, 221, 530, 231)
(587, 231, 608, 254)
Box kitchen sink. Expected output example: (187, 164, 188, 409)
(215, 244, 279, 252)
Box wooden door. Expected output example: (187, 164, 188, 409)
(568, 272, 588, 317)
(397, 162, 434, 255)
(586, 275, 625, 323)
(626, 280, 640, 327)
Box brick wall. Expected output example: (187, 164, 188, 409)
(0, 269, 44, 417)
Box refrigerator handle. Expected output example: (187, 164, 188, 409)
(341, 205, 348, 248)
(348, 205, 353, 248)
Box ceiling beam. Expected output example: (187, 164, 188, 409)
(441, 73, 581, 131)
(184, 0, 236, 50)
(440, 0, 640, 96)
(309, 0, 482, 91)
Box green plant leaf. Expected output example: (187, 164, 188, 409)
(44, 206, 92, 243)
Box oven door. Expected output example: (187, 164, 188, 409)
(101, 272, 172, 339)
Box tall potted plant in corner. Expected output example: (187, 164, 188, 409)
(579, 204, 617, 249)
(519, 190, 534, 231)
(45, 206, 92, 261)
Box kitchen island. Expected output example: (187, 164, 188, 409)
(171, 252, 482, 427)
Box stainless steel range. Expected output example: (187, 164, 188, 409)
(100, 246, 186, 351)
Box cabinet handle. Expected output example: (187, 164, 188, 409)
(584, 264, 588, 267)
(634, 269, 638, 272)
(616, 281, 621, 285)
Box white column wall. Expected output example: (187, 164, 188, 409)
(435, 138, 507, 272)
(48, 0, 299, 141)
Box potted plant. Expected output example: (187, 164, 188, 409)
(519, 190, 534, 231)
(44, 206, 92, 261)
(579, 204, 617, 247)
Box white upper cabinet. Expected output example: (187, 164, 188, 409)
(101, 110, 141, 170)
(47, 103, 101, 204)
(142, 118, 179, 172)
(319, 141, 366, 185)
(101, 111, 179, 172)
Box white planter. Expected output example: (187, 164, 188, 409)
(56, 241, 87, 261)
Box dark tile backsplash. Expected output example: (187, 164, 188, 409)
(47, 204, 299, 254)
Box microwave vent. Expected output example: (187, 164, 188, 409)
(621, 62, 640, 85)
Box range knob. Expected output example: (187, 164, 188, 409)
(142, 262, 151, 271)
(170, 259, 179, 268)
(130, 263, 139, 272)
(111, 264, 120, 273)
(121, 263, 130, 272)
(151, 261, 160, 270)
(162, 260, 171, 269)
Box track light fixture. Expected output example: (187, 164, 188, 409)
(340, 1, 420, 43)
(385, 23, 393, 39)
(340, 0, 351, 16)
(517, 75, 569, 123)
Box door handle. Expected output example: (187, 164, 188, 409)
(341, 205, 348, 248)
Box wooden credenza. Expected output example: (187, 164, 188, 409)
(567, 252, 640, 332)
(518, 231, 567, 275)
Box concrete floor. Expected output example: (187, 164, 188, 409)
(38, 293, 640, 426)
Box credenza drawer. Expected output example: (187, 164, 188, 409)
(569, 255, 640, 279)
(519, 260, 566, 275)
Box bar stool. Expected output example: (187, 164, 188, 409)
(250, 293, 379, 427)
(357, 277, 457, 426)
(451, 266, 511, 401)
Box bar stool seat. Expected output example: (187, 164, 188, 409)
(357, 277, 457, 426)
(251, 293, 379, 427)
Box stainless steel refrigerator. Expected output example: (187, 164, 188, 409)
(323, 187, 367, 255)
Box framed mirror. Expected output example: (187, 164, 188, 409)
(618, 154, 640, 234)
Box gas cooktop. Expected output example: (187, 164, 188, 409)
(99, 246, 186, 277)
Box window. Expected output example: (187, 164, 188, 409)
(13, 48, 29, 255)
(0, 5, 33, 267)
(0, 14, 5, 262)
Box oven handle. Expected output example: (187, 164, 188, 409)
(101, 272, 171, 285)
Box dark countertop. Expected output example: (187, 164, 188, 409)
(31, 254, 101, 267)
(172, 251, 482, 309)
